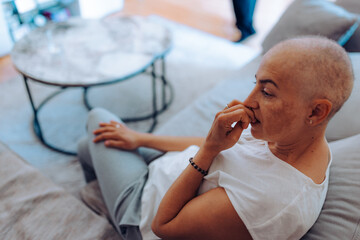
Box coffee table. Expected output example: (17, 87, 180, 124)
(11, 16, 173, 155)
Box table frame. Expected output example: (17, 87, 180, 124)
(22, 56, 173, 155)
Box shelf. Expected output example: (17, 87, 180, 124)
(1, 0, 76, 41)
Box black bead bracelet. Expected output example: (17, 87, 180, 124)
(189, 157, 208, 176)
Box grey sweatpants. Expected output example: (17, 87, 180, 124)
(77, 108, 163, 240)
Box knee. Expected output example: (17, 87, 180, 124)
(87, 108, 122, 132)
(88, 108, 108, 122)
(87, 108, 111, 132)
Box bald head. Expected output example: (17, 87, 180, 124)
(265, 36, 354, 119)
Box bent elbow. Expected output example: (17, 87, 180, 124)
(151, 218, 162, 238)
(151, 219, 173, 240)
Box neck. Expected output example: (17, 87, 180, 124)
(268, 129, 327, 164)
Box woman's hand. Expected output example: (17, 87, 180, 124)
(92, 121, 143, 150)
(202, 100, 255, 156)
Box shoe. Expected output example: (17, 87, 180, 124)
(233, 30, 255, 43)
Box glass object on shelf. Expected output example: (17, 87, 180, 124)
(1, 0, 76, 42)
(42, 6, 70, 22)
(33, 13, 46, 26)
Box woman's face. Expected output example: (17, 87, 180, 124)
(243, 51, 310, 144)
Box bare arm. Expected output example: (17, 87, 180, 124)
(151, 100, 255, 239)
(92, 121, 204, 152)
(138, 133, 204, 152)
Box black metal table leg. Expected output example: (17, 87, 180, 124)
(23, 75, 77, 155)
(83, 86, 91, 110)
(23, 75, 44, 142)
(148, 62, 158, 133)
(160, 56, 174, 111)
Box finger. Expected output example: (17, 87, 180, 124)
(222, 100, 241, 110)
(93, 132, 118, 143)
(104, 140, 124, 148)
(93, 127, 116, 135)
(99, 121, 122, 128)
(110, 120, 122, 126)
(110, 121, 125, 130)
(223, 104, 255, 123)
(227, 121, 246, 139)
(99, 122, 115, 127)
(227, 99, 243, 108)
(220, 109, 251, 129)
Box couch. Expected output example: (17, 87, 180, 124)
(1, 0, 359, 239)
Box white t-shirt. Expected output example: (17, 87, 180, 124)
(139, 129, 331, 240)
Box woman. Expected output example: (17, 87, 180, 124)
(78, 36, 354, 240)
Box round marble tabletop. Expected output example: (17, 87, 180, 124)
(11, 16, 172, 87)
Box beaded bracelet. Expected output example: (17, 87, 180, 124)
(189, 157, 208, 176)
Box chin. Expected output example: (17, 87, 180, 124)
(250, 127, 262, 139)
(251, 126, 270, 142)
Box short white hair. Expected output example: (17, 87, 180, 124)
(271, 36, 354, 119)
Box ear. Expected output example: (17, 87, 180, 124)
(307, 99, 332, 126)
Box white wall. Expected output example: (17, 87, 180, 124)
(0, 4, 13, 57)
(79, 0, 124, 19)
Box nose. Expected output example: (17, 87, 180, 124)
(243, 87, 259, 109)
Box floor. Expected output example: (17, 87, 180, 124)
(0, 0, 293, 83)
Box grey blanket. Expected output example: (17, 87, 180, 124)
(0, 141, 120, 240)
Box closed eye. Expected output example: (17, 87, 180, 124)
(254, 79, 274, 97)
(261, 89, 273, 97)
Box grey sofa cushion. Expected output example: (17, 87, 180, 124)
(343, 26, 360, 52)
(261, 0, 359, 54)
(336, 0, 360, 52)
(326, 53, 360, 141)
(301, 133, 360, 240)
(337, 0, 360, 12)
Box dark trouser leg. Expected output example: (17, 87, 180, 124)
(232, 0, 257, 40)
